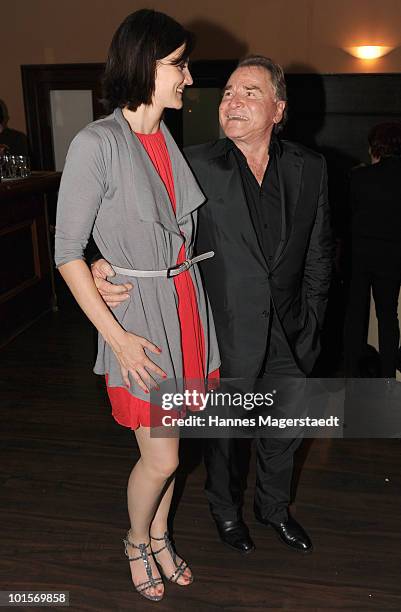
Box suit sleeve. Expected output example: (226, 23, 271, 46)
(303, 157, 333, 329)
(54, 128, 107, 268)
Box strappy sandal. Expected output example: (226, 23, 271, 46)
(123, 530, 164, 602)
(151, 532, 193, 586)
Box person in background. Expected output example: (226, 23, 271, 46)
(344, 122, 401, 379)
(0, 101, 28, 156)
(54, 9, 220, 602)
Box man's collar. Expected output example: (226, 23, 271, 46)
(270, 133, 283, 156)
(224, 132, 283, 158)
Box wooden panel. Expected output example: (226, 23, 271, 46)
(0, 174, 60, 345)
(0, 220, 38, 297)
(0, 199, 52, 345)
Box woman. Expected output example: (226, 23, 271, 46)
(55, 9, 220, 602)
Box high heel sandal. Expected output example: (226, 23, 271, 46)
(123, 530, 164, 602)
(151, 532, 194, 586)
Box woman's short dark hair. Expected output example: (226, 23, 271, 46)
(102, 9, 194, 113)
(237, 55, 287, 132)
(368, 122, 401, 159)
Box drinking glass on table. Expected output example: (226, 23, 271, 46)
(7, 155, 18, 178)
(17, 155, 30, 178)
(0, 154, 7, 180)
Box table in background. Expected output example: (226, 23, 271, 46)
(0, 171, 61, 346)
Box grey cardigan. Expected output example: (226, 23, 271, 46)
(55, 107, 220, 399)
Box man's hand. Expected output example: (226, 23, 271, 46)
(91, 258, 133, 308)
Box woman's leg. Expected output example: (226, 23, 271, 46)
(150, 476, 192, 584)
(126, 426, 180, 596)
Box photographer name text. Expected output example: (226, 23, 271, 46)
(161, 415, 340, 428)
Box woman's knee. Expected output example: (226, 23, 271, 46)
(142, 455, 179, 480)
(135, 428, 180, 478)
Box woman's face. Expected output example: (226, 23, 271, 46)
(153, 44, 193, 110)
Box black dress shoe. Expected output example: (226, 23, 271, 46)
(255, 514, 313, 553)
(215, 519, 255, 554)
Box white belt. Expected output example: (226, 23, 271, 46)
(111, 251, 214, 278)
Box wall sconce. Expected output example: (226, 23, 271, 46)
(345, 45, 394, 59)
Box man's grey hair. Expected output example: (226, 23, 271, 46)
(237, 55, 288, 132)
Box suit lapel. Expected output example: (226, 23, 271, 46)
(272, 148, 304, 268)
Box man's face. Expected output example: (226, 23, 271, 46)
(219, 66, 285, 144)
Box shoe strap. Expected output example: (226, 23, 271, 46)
(123, 533, 160, 587)
(151, 532, 177, 565)
(150, 532, 168, 541)
(123, 537, 150, 559)
(135, 576, 164, 592)
(169, 559, 189, 583)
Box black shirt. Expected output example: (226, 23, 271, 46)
(229, 136, 282, 261)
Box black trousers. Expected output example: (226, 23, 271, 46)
(204, 318, 305, 525)
(204, 435, 303, 524)
(344, 240, 401, 378)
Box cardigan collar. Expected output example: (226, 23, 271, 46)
(113, 107, 205, 232)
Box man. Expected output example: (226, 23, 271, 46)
(91, 56, 332, 555)
(344, 122, 401, 379)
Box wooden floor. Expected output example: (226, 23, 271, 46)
(1, 286, 401, 612)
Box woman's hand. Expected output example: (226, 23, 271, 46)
(91, 258, 132, 308)
(113, 331, 167, 393)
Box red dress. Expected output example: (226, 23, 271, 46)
(106, 130, 219, 429)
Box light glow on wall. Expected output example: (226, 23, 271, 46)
(345, 45, 394, 59)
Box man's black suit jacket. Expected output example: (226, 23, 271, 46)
(185, 138, 333, 377)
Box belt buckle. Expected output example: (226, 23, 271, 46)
(167, 264, 178, 278)
(167, 259, 190, 278)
